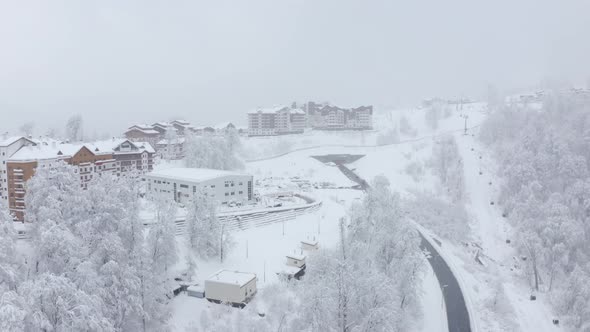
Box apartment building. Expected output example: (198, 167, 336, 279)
(125, 119, 224, 160)
(0, 136, 36, 205)
(5, 139, 155, 220)
(306, 102, 373, 130)
(155, 137, 186, 160)
(125, 125, 160, 148)
(247, 106, 306, 136)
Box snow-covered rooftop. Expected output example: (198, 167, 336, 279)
(206, 270, 256, 287)
(0, 136, 29, 147)
(287, 254, 306, 261)
(301, 239, 318, 245)
(156, 137, 186, 145)
(152, 122, 171, 128)
(248, 106, 305, 115)
(9, 139, 154, 161)
(146, 167, 250, 183)
(248, 105, 289, 114)
(129, 124, 154, 130)
(10, 143, 83, 161)
(126, 127, 160, 135)
(171, 119, 190, 125)
(130, 141, 156, 153)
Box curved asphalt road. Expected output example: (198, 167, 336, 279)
(313, 154, 472, 332)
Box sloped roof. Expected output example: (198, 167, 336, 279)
(0, 136, 34, 147)
(156, 137, 186, 145)
(9, 139, 154, 161)
(126, 127, 160, 135)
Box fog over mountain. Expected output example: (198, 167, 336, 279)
(1, 0, 589, 135)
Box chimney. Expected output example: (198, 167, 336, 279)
(2, 132, 7, 140)
(51, 141, 56, 149)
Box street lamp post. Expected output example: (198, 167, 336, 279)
(460, 114, 469, 135)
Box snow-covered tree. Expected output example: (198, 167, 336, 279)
(21, 164, 170, 331)
(164, 125, 178, 161)
(184, 134, 243, 170)
(18, 122, 34, 137)
(286, 176, 424, 332)
(0, 291, 26, 331)
(404, 192, 470, 243)
(481, 92, 590, 329)
(20, 273, 113, 331)
(0, 209, 20, 292)
(486, 83, 502, 111)
(136, 238, 172, 332)
(185, 189, 228, 260)
(399, 115, 417, 137)
(425, 104, 441, 130)
(377, 127, 400, 145)
(431, 135, 465, 202)
(224, 126, 241, 155)
(65, 114, 83, 142)
(149, 193, 178, 274)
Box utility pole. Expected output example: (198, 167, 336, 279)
(460, 114, 469, 135)
(220, 224, 225, 263)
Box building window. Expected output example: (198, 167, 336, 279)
(225, 193, 229, 196)
(180, 184, 188, 189)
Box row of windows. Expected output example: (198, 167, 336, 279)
(224, 181, 244, 187)
(224, 191, 244, 196)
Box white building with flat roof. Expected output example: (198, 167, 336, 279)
(205, 270, 257, 305)
(144, 167, 253, 205)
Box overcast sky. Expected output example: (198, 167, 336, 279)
(1, 0, 589, 136)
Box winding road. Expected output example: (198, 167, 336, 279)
(313, 154, 472, 332)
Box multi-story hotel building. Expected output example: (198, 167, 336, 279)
(306, 102, 373, 130)
(4, 138, 155, 221)
(247, 102, 373, 136)
(124, 119, 221, 160)
(0, 136, 36, 205)
(247, 106, 306, 136)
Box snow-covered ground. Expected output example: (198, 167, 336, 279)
(347, 106, 561, 331)
(448, 131, 561, 332)
(168, 102, 564, 332)
(168, 105, 473, 331)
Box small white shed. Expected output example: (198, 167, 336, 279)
(205, 270, 257, 306)
(301, 239, 319, 251)
(286, 254, 306, 269)
(187, 285, 205, 298)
